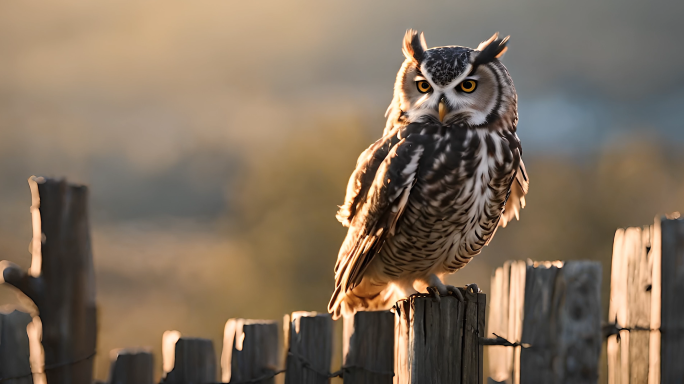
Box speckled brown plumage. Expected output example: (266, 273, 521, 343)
(329, 30, 529, 319)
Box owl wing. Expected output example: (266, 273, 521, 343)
(498, 130, 529, 228)
(335, 133, 399, 227)
(331, 133, 428, 304)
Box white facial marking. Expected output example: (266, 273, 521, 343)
(404, 62, 500, 126)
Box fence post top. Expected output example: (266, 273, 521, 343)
(109, 347, 153, 360)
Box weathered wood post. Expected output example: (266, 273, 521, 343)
(607, 226, 653, 384)
(0, 177, 97, 384)
(0, 309, 33, 384)
(342, 311, 393, 384)
(487, 260, 526, 384)
(283, 312, 333, 384)
(108, 348, 154, 384)
(162, 335, 217, 384)
(488, 260, 602, 384)
(607, 214, 684, 383)
(657, 215, 684, 383)
(394, 288, 485, 384)
(520, 261, 602, 384)
(222, 319, 280, 384)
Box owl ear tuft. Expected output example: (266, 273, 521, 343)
(402, 29, 428, 64)
(473, 33, 509, 66)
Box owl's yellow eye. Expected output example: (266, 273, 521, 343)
(459, 80, 477, 93)
(416, 80, 432, 93)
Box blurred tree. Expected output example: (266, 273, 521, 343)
(223, 116, 376, 314)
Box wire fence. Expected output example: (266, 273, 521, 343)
(0, 177, 682, 384)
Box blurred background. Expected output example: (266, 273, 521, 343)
(0, 0, 683, 382)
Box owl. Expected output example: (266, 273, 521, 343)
(328, 30, 529, 319)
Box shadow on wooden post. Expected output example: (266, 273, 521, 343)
(108, 348, 153, 384)
(342, 311, 393, 384)
(283, 312, 333, 384)
(394, 288, 485, 384)
(488, 260, 602, 384)
(0, 176, 97, 384)
(162, 337, 217, 384)
(521, 261, 602, 384)
(0, 309, 33, 384)
(658, 215, 684, 383)
(222, 319, 280, 384)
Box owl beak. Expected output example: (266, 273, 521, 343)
(438, 97, 449, 122)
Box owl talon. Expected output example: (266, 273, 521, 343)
(445, 285, 464, 301)
(426, 286, 441, 302)
(466, 283, 481, 294)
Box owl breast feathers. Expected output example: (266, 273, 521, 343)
(328, 30, 529, 319)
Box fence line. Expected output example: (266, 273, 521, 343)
(1, 178, 684, 384)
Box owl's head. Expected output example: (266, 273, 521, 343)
(386, 30, 517, 130)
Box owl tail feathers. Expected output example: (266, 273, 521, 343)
(328, 285, 346, 320)
(328, 285, 395, 320)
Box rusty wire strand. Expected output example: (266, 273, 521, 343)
(214, 350, 394, 384)
(0, 350, 96, 383)
(479, 333, 530, 348)
(602, 322, 660, 339)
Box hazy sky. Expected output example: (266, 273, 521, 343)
(1, 0, 682, 220)
(2, 0, 683, 164)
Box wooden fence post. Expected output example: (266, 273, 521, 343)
(653, 215, 684, 383)
(108, 348, 153, 384)
(0, 177, 97, 384)
(0, 309, 33, 384)
(222, 319, 280, 384)
(520, 261, 602, 384)
(162, 337, 217, 384)
(487, 260, 526, 384)
(605, 215, 684, 383)
(342, 311, 393, 384)
(283, 312, 333, 384)
(394, 288, 485, 384)
(657, 215, 684, 382)
(607, 226, 653, 384)
(488, 260, 601, 384)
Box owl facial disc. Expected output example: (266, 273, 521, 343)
(386, 30, 515, 129)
